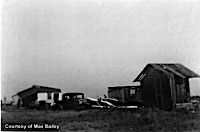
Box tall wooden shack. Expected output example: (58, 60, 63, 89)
(133, 63, 200, 109)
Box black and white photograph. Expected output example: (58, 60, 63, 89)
(1, 0, 200, 131)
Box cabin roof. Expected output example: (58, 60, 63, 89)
(133, 63, 200, 82)
(108, 86, 140, 90)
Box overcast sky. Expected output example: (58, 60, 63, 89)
(1, 0, 200, 100)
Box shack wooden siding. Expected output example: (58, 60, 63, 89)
(141, 67, 173, 109)
(174, 75, 190, 103)
(169, 73, 176, 107)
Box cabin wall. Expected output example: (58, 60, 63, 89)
(108, 88, 124, 101)
(141, 67, 173, 109)
(22, 93, 37, 107)
(108, 88, 130, 102)
(123, 88, 130, 102)
(108, 88, 141, 102)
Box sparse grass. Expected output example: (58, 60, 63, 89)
(1, 105, 200, 132)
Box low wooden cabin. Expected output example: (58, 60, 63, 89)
(12, 85, 61, 107)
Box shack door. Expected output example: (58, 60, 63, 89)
(175, 76, 189, 103)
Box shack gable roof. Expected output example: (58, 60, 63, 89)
(15, 85, 61, 98)
(133, 63, 200, 82)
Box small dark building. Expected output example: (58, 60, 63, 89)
(12, 85, 61, 107)
(108, 86, 141, 103)
(133, 63, 200, 109)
